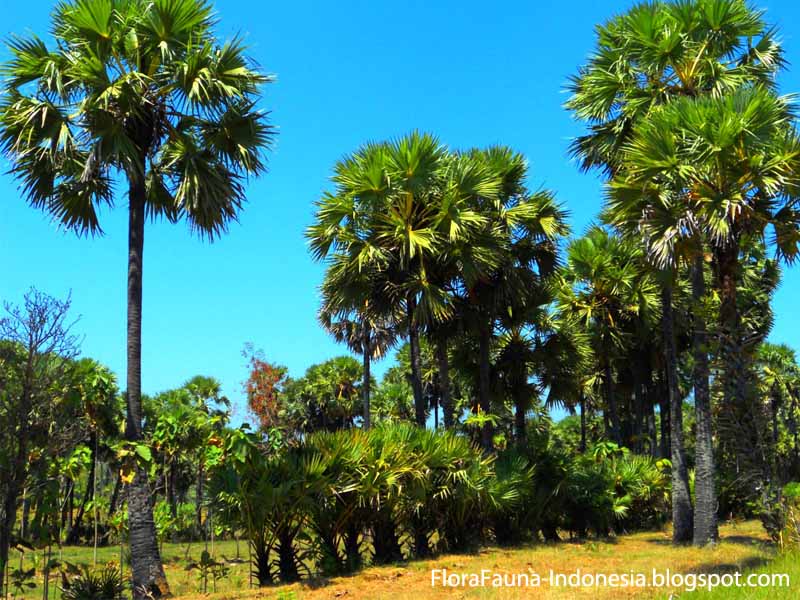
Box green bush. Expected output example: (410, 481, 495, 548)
(60, 567, 126, 600)
(216, 425, 671, 585)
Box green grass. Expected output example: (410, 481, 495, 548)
(6, 522, 794, 599)
(677, 550, 799, 599)
(9, 539, 251, 599)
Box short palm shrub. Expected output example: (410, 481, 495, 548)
(489, 450, 536, 545)
(610, 454, 670, 532)
(215, 423, 673, 585)
(60, 567, 126, 600)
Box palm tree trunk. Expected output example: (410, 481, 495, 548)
(661, 281, 693, 543)
(771, 391, 780, 452)
(126, 171, 170, 599)
(407, 294, 426, 426)
(0, 421, 28, 597)
(514, 390, 526, 448)
(658, 374, 670, 460)
(196, 461, 204, 533)
(692, 255, 718, 546)
(634, 355, 646, 453)
(435, 339, 454, 428)
(478, 319, 494, 451)
(579, 395, 587, 453)
(362, 323, 371, 430)
(604, 361, 620, 445)
(715, 243, 768, 486)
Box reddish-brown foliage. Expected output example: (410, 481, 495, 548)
(242, 344, 288, 431)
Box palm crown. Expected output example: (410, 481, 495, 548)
(608, 86, 800, 268)
(1, 0, 272, 236)
(566, 0, 783, 176)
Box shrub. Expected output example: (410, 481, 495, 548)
(60, 567, 126, 600)
(221, 424, 674, 584)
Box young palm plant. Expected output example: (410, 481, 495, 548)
(0, 1, 273, 594)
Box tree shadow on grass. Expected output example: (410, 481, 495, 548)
(643, 535, 772, 548)
(690, 555, 771, 576)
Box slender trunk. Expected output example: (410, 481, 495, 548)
(126, 166, 170, 599)
(634, 355, 646, 453)
(659, 374, 670, 460)
(643, 358, 657, 458)
(0, 446, 26, 597)
(0, 378, 33, 597)
(66, 431, 97, 545)
(362, 323, 371, 430)
(436, 339, 454, 428)
(478, 319, 494, 451)
(604, 361, 620, 445)
(108, 473, 123, 517)
(196, 461, 204, 533)
(579, 395, 587, 454)
(692, 255, 718, 546)
(648, 401, 658, 459)
(407, 294, 426, 426)
(662, 281, 693, 543)
(771, 391, 780, 449)
(68, 480, 75, 532)
(20, 491, 30, 541)
(514, 389, 526, 449)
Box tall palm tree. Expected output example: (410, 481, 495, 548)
(566, 0, 783, 545)
(612, 86, 800, 494)
(0, 1, 272, 595)
(556, 228, 658, 446)
(756, 343, 800, 474)
(308, 133, 499, 427)
(460, 147, 568, 450)
(319, 264, 398, 430)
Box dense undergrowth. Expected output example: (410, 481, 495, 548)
(210, 424, 671, 584)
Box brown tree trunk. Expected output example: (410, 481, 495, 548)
(478, 319, 494, 451)
(692, 255, 718, 546)
(362, 323, 371, 430)
(407, 294, 426, 426)
(514, 390, 526, 449)
(604, 362, 620, 445)
(126, 169, 170, 599)
(436, 339, 454, 429)
(633, 355, 646, 453)
(579, 395, 587, 453)
(662, 282, 694, 543)
(659, 374, 670, 460)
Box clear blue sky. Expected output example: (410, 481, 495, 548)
(2, 0, 800, 420)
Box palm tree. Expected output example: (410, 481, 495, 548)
(458, 147, 568, 450)
(556, 228, 658, 445)
(308, 133, 499, 427)
(756, 343, 800, 474)
(566, 0, 783, 545)
(0, 2, 272, 595)
(610, 86, 800, 505)
(319, 264, 398, 429)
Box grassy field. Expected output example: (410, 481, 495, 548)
(9, 520, 792, 599)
